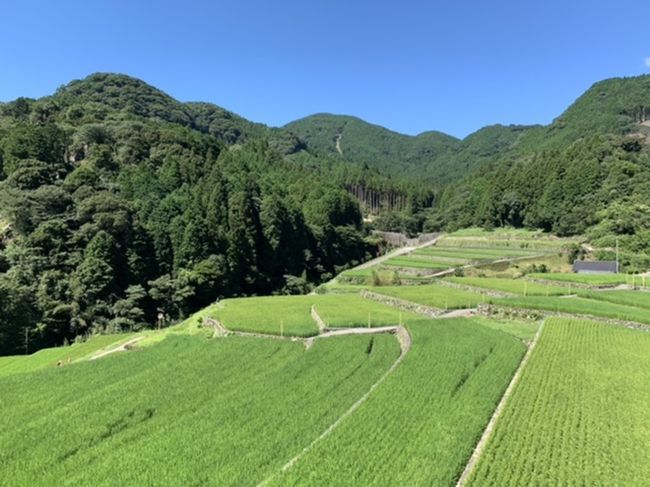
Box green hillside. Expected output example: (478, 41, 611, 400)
(285, 114, 532, 185)
(429, 76, 650, 266)
(0, 74, 382, 354)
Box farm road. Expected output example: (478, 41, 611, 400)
(354, 235, 440, 270)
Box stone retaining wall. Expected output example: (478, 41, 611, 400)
(360, 290, 444, 318)
(478, 304, 650, 332)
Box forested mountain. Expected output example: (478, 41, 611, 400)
(285, 113, 533, 184)
(0, 73, 417, 355)
(427, 75, 650, 269)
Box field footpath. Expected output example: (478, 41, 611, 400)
(88, 336, 144, 361)
(455, 319, 546, 486)
(258, 326, 412, 486)
(207, 306, 412, 486)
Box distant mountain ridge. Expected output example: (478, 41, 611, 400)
(285, 75, 650, 185)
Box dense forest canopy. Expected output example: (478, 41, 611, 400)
(0, 73, 429, 355)
(1, 72, 650, 355)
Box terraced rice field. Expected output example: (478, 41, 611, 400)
(447, 277, 572, 296)
(0, 334, 135, 378)
(382, 256, 450, 270)
(492, 296, 650, 325)
(211, 294, 412, 335)
(578, 289, 650, 309)
(414, 247, 539, 261)
(0, 334, 400, 485)
(468, 318, 650, 486)
(314, 294, 418, 327)
(370, 284, 485, 310)
(527, 272, 639, 287)
(267, 318, 526, 486)
(211, 295, 317, 336)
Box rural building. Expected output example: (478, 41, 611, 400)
(572, 260, 619, 274)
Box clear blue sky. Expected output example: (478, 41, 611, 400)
(1, 0, 649, 138)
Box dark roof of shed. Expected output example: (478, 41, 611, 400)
(572, 261, 618, 272)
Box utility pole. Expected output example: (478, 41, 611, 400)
(24, 327, 30, 354)
(616, 238, 620, 274)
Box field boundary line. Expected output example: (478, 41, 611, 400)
(480, 304, 650, 333)
(436, 279, 515, 298)
(310, 305, 328, 333)
(360, 289, 444, 318)
(523, 276, 624, 290)
(257, 325, 411, 487)
(455, 319, 546, 487)
(88, 336, 144, 360)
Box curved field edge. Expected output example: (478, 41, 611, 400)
(265, 317, 526, 486)
(0, 334, 137, 377)
(466, 318, 650, 486)
(0, 333, 400, 486)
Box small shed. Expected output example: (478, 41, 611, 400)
(572, 261, 619, 274)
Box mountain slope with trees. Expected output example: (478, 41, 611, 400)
(426, 75, 650, 269)
(285, 113, 534, 185)
(0, 73, 395, 355)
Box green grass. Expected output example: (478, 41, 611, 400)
(528, 272, 639, 286)
(0, 334, 135, 378)
(371, 283, 485, 310)
(469, 318, 650, 486)
(383, 257, 450, 270)
(493, 296, 650, 325)
(0, 333, 400, 485)
(338, 267, 434, 284)
(438, 237, 569, 251)
(312, 294, 416, 327)
(340, 267, 384, 278)
(210, 294, 415, 334)
(472, 317, 539, 341)
(447, 276, 572, 296)
(409, 251, 470, 264)
(443, 227, 553, 239)
(267, 318, 526, 486)
(416, 247, 537, 261)
(578, 289, 650, 310)
(211, 295, 317, 336)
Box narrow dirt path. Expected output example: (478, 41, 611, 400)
(258, 323, 411, 486)
(89, 336, 144, 360)
(208, 304, 411, 486)
(335, 133, 343, 155)
(455, 319, 546, 486)
(437, 308, 477, 319)
(310, 305, 328, 333)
